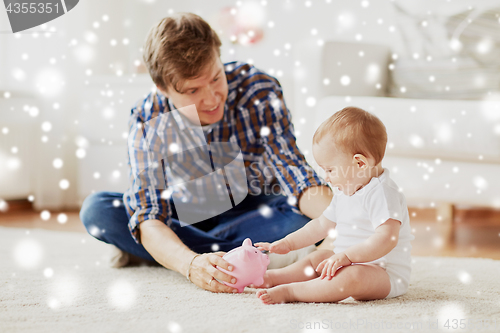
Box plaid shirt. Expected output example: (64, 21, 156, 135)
(123, 61, 327, 244)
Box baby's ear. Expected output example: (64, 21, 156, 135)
(353, 154, 368, 168)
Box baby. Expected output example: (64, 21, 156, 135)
(254, 106, 415, 304)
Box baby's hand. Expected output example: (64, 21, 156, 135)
(254, 238, 292, 254)
(316, 252, 352, 279)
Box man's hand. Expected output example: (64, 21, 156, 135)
(316, 252, 352, 279)
(140, 220, 238, 293)
(189, 252, 239, 293)
(254, 238, 292, 254)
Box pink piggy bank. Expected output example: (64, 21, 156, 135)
(216, 238, 270, 293)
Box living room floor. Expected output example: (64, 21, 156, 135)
(0, 208, 499, 260)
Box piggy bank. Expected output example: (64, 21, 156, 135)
(216, 238, 270, 293)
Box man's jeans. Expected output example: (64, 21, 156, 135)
(79, 191, 319, 263)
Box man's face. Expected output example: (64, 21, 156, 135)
(160, 57, 228, 126)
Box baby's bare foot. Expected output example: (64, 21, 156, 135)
(249, 271, 275, 289)
(256, 285, 293, 305)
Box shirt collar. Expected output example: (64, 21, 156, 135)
(165, 98, 188, 131)
(355, 167, 389, 195)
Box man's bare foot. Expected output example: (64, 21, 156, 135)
(249, 271, 275, 289)
(256, 285, 293, 304)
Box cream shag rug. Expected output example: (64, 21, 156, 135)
(1, 226, 499, 333)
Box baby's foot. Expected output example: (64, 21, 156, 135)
(256, 285, 293, 305)
(250, 271, 275, 289)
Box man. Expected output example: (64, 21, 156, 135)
(80, 13, 332, 293)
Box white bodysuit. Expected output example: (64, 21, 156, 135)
(322, 168, 415, 299)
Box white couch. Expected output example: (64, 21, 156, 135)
(76, 75, 154, 204)
(302, 95, 500, 209)
(0, 93, 39, 201)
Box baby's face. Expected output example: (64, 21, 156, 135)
(312, 138, 372, 196)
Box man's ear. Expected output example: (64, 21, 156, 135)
(353, 154, 369, 169)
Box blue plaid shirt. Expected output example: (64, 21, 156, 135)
(123, 61, 327, 244)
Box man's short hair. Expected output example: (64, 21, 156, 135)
(142, 12, 222, 93)
(313, 107, 388, 165)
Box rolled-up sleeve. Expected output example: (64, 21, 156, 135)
(253, 78, 328, 205)
(124, 99, 172, 244)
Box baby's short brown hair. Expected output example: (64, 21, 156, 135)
(313, 107, 388, 165)
(142, 13, 222, 93)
